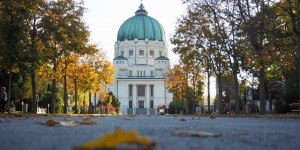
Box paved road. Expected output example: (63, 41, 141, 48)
(0, 115, 300, 150)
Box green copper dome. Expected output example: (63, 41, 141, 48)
(117, 3, 166, 42)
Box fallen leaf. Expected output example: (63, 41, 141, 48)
(79, 128, 155, 149)
(59, 121, 78, 127)
(210, 116, 216, 119)
(79, 118, 99, 125)
(38, 119, 60, 126)
(180, 118, 186, 121)
(173, 130, 222, 138)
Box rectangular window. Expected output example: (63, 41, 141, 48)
(129, 100, 132, 108)
(150, 50, 154, 57)
(150, 85, 154, 97)
(139, 50, 144, 57)
(159, 51, 162, 56)
(138, 101, 144, 108)
(137, 85, 145, 96)
(129, 70, 132, 76)
(129, 85, 132, 97)
(150, 101, 154, 108)
(121, 51, 124, 56)
(129, 50, 133, 58)
(150, 71, 153, 76)
(137, 71, 139, 76)
(143, 71, 145, 76)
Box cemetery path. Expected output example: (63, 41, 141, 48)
(0, 115, 300, 150)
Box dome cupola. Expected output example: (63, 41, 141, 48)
(117, 3, 166, 42)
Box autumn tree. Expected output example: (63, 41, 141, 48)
(172, 0, 230, 114)
(75, 49, 114, 114)
(166, 64, 190, 113)
(22, 0, 48, 113)
(271, 0, 300, 103)
(109, 92, 120, 114)
(235, 0, 290, 114)
(0, 0, 29, 113)
(39, 0, 89, 113)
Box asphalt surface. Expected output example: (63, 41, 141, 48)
(0, 115, 300, 150)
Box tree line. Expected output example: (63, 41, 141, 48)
(167, 0, 299, 114)
(0, 0, 118, 114)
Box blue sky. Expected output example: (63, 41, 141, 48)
(82, 0, 186, 65)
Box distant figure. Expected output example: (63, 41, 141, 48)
(0, 87, 8, 113)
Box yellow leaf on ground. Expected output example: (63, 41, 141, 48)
(80, 128, 155, 149)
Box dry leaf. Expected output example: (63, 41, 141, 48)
(59, 121, 78, 127)
(180, 118, 186, 121)
(173, 130, 222, 138)
(210, 116, 216, 119)
(79, 118, 99, 125)
(38, 119, 60, 126)
(79, 128, 155, 149)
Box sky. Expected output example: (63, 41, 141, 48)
(82, 0, 216, 98)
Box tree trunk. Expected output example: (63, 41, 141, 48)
(89, 92, 92, 114)
(94, 93, 97, 114)
(217, 73, 223, 114)
(63, 61, 68, 114)
(259, 59, 266, 114)
(83, 93, 86, 114)
(193, 77, 196, 114)
(181, 85, 184, 114)
(51, 61, 57, 114)
(233, 70, 240, 114)
(30, 15, 37, 114)
(8, 69, 12, 114)
(207, 70, 211, 113)
(186, 83, 189, 114)
(297, 4, 300, 103)
(31, 70, 37, 113)
(74, 78, 78, 114)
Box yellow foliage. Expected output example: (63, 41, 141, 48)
(80, 128, 153, 149)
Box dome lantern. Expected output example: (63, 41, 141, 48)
(135, 3, 148, 15)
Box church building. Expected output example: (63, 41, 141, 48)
(108, 3, 173, 115)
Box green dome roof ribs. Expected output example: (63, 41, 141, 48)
(113, 56, 128, 60)
(155, 56, 169, 60)
(117, 3, 166, 42)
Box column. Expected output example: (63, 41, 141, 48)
(146, 84, 150, 115)
(132, 84, 137, 114)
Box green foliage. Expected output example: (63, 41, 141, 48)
(275, 100, 290, 114)
(108, 92, 120, 114)
(55, 93, 63, 114)
(39, 91, 52, 108)
(170, 98, 187, 114)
